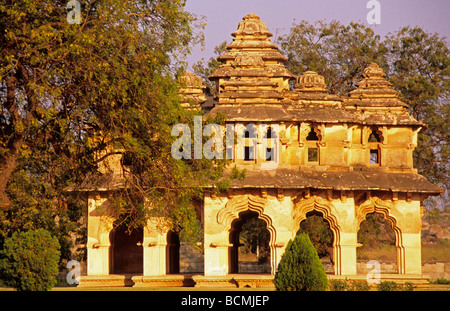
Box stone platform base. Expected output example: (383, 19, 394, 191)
(79, 274, 196, 288)
(328, 274, 430, 289)
(192, 274, 275, 289)
(132, 274, 195, 287)
(78, 273, 429, 289)
(78, 275, 135, 288)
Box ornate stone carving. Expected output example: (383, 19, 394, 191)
(355, 196, 398, 231)
(217, 194, 268, 227)
(292, 195, 340, 232)
(295, 71, 327, 92)
(232, 13, 273, 37)
(177, 71, 206, 108)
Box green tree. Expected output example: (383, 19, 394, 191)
(192, 40, 228, 96)
(0, 228, 60, 291)
(277, 21, 387, 95)
(384, 26, 449, 187)
(298, 214, 333, 260)
(240, 216, 270, 263)
(357, 213, 396, 249)
(0, 0, 229, 245)
(274, 233, 328, 291)
(0, 169, 83, 266)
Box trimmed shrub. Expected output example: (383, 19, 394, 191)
(0, 228, 60, 291)
(274, 233, 328, 291)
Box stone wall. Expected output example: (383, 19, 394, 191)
(179, 243, 204, 273)
(238, 261, 271, 274)
(422, 262, 450, 281)
(355, 260, 450, 280)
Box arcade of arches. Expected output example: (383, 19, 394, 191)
(78, 13, 442, 287)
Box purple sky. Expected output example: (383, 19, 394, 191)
(183, 0, 450, 68)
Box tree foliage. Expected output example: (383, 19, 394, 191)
(298, 213, 333, 259)
(0, 228, 60, 291)
(357, 212, 396, 249)
(240, 216, 270, 263)
(274, 233, 328, 291)
(192, 40, 227, 96)
(0, 0, 229, 251)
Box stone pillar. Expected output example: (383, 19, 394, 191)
(399, 233, 422, 275)
(86, 241, 110, 275)
(272, 229, 295, 275)
(204, 244, 229, 276)
(143, 218, 168, 276)
(332, 193, 358, 276)
(335, 232, 357, 275)
(86, 193, 114, 276)
(392, 198, 423, 275)
(203, 193, 230, 276)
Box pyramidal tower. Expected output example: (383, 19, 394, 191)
(209, 13, 295, 105)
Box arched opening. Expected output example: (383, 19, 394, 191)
(306, 128, 319, 163)
(357, 212, 397, 274)
(306, 128, 319, 141)
(368, 129, 381, 142)
(297, 211, 334, 274)
(229, 211, 271, 274)
(109, 224, 143, 274)
(166, 230, 180, 274)
(368, 129, 381, 165)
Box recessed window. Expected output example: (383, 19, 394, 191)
(370, 149, 379, 164)
(266, 148, 274, 161)
(308, 148, 318, 162)
(243, 125, 257, 139)
(244, 146, 254, 161)
(265, 127, 273, 139)
(368, 130, 381, 143)
(306, 129, 319, 141)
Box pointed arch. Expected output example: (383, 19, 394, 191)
(217, 194, 277, 273)
(293, 196, 340, 233)
(217, 195, 270, 229)
(293, 195, 342, 274)
(356, 197, 405, 274)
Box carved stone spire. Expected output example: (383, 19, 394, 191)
(345, 63, 407, 109)
(208, 13, 295, 105)
(292, 71, 341, 106)
(231, 13, 273, 37)
(177, 71, 206, 109)
(295, 71, 327, 92)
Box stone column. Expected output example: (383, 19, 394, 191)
(393, 198, 423, 275)
(332, 193, 358, 276)
(86, 240, 110, 275)
(86, 193, 114, 276)
(203, 193, 230, 276)
(335, 232, 358, 275)
(204, 244, 230, 276)
(399, 233, 422, 275)
(143, 218, 168, 276)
